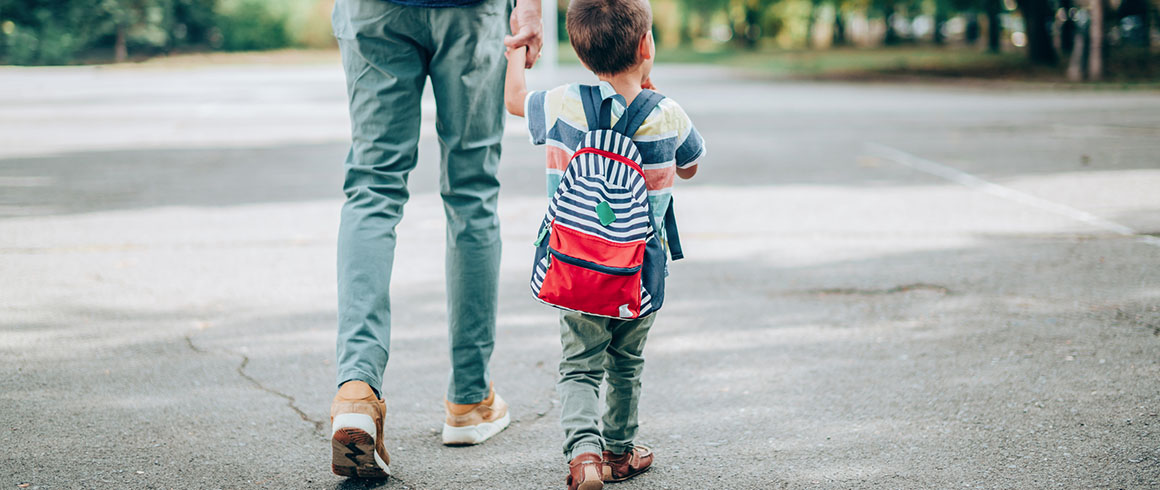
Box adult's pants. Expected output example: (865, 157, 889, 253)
(331, 0, 509, 404)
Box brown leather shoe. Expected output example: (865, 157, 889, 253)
(330, 381, 390, 478)
(567, 452, 604, 490)
(601, 445, 653, 482)
(442, 387, 511, 445)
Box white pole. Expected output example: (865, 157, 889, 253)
(539, 0, 558, 76)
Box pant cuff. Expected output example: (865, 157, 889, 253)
(568, 442, 604, 462)
(447, 386, 489, 405)
(605, 442, 635, 455)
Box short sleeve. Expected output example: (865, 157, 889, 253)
(524, 84, 572, 146)
(671, 102, 705, 168)
(525, 90, 549, 145)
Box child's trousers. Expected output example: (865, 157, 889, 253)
(557, 310, 656, 461)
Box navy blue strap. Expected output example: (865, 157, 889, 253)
(582, 85, 657, 133)
(580, 85, 624, 130)
(664, 197, 683, 261)
(580, 85, 602, 130)
(598, 97, 618, 129)
(614, 90, 664, 137)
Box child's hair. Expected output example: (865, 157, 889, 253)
(565, 0, 652, 76)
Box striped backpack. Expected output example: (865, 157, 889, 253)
(530, 85, 683, 319)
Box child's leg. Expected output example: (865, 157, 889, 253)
(557, 311, 613, 461)
(601, 313, 656, 455)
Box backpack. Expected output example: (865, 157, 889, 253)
(529, 85, 683, 319)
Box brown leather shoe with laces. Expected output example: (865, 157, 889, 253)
(601, 445, 653, 482)
(567, 452, 604, 490)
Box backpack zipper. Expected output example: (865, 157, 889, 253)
(549, 249, 642, 276)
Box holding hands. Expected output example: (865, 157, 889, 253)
(504, 0, 543, 69)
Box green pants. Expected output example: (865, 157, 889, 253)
(332, 0, 509, 404)
(557, 311, 656, 461)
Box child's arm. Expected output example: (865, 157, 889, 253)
(504, 47, 529, 117)
(671, 97, 705, 180)
(641, 78, 695, 178)
(676, 164, 697, 179)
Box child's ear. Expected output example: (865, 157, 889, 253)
(639, 31, 654, 61)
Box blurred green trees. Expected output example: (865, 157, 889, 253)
(646, 0, 1156, 78)
(1, 0, 215, 64)
(0, 0, 333, 64)
(1, 0, 1155, 81)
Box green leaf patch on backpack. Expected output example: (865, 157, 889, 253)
(596, 201, 616, 226)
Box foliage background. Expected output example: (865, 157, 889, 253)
(0, 0, 1155, 82)
(0, 0, 336, 64)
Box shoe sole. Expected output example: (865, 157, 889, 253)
(331, 427, 390, 479)
(441, 410, 511, 446)
(604, 464, 651, 482)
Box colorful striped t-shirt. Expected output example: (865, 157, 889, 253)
(523, 82, 706, 235)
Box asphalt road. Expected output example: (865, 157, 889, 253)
(2, 59, 1159, 489)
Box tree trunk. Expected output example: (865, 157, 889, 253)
(1017, 0, 1058, 64)
(737, 5, 761, 49)
(1060, 0, 1076, 53)
(966, 12, 981, 45)
(806, 3, 818, 47)
(1117, 0, 1151, 47)
(1143, 2, 1153, 50)
(679, 8, 693, 47)
(833, 11, 847, 46)
(933, 5, 947, 44)
(1067, 21, 1088, 80)
(1088, 0, 1104, 80)
(1144, 4, 1153, 50)
(985, 0, 1002, 53)
(115, 24, 128, 63)
(884, 4, 901, 45)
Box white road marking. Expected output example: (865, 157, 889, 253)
(865, 142, 1160, 248)
(0, 176, 54, 187)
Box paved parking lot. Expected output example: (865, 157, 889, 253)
(2, 60, 1158, 488)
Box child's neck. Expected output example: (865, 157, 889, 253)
(598, 69, 645, 105)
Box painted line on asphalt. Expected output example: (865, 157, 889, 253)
(865, 142, 1160, 248)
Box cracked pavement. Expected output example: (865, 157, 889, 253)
(2, 60, 1159, 489)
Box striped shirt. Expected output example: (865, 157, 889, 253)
(524, 82, 706, 235)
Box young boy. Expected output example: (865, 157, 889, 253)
(504, 0, 704, 488)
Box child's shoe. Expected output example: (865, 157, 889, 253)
(567, 452, 604, 490)
(329, 381, 390, 478)
(442, 387, 511, 445)
(601, 445, 653, 482)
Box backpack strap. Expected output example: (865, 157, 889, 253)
(613, 89, 664, 137)
(580, 86, 679, 259)
(663, 196, 684, 261)
(580, 84, 624, 130)
(580, 85, 602, 130)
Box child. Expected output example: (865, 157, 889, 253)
(504, 0, 705, 487)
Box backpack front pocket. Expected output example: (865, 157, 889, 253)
(536, 222, 646, 318)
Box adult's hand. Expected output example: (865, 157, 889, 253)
(503, 0, 543, 69)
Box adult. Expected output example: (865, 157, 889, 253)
(327, 0, 543, 478)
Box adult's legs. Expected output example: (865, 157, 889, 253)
(426, 0, 509, 404)
(333, 0, 431, 393)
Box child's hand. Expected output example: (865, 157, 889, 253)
(505, 46, 528, 66)
(641, 77, 657, 91)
